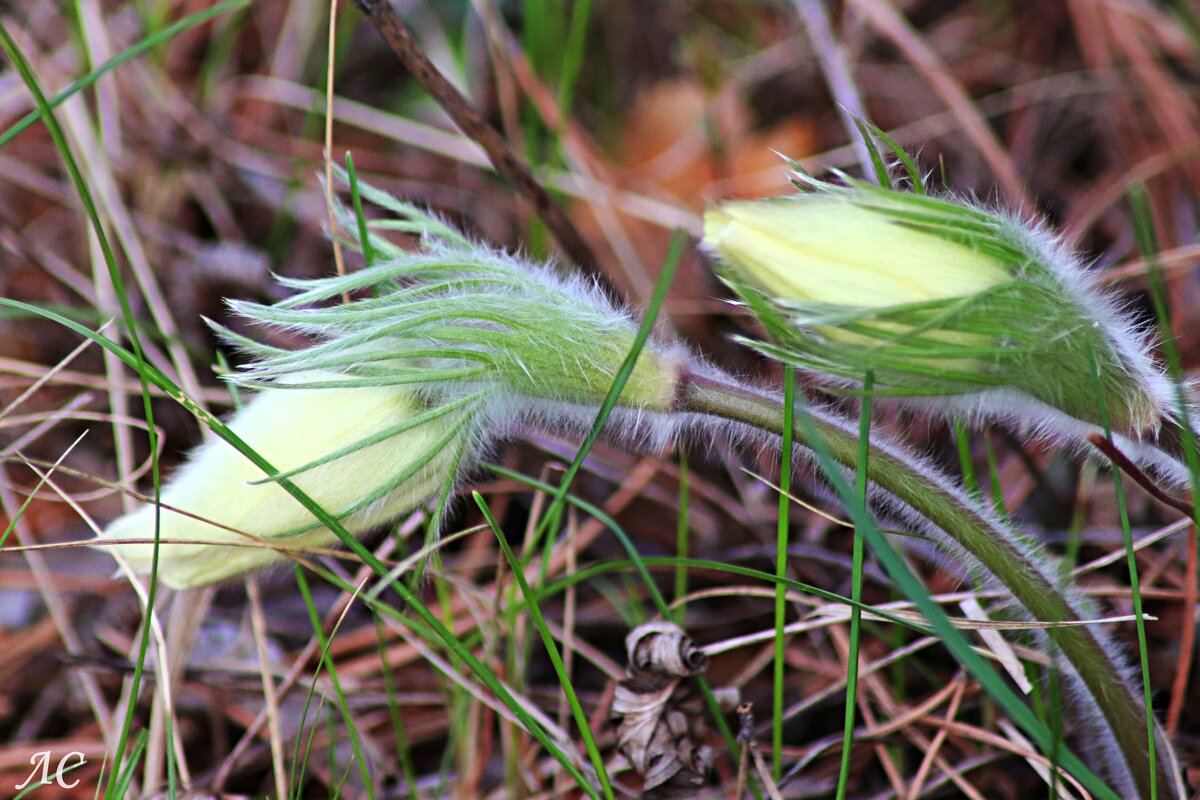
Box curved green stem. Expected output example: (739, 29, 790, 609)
(679, 370, 1178, 800)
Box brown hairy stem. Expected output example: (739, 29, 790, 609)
(1087, 433, 1195, 518)
(351, 0, 600, 277)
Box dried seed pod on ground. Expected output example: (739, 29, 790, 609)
(612, 621, 739, 799)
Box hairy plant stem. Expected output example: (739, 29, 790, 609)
(678, 369, 1177, 800)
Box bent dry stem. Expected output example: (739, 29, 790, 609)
(678, 369, 1176, 800)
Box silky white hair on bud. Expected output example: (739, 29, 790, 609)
(706, 159, 1188, 490)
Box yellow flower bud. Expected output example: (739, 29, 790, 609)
(98, 372, 458, 589)
(703, 197, 1008, 308)
(704, 187, 1174, 436)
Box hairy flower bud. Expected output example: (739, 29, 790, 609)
(98, 174, 694, 589)
(216, 171, 685, 418)
(704, 181, 1174, 438)
(705, 198, 1009, 309)
(98, 372, 465, 589)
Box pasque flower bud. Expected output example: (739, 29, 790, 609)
(218, 172, 685, 422)
(98, 372, 463, 589)
(704, 180, 1174, 438)
(705, 198, 1008, 311)
(99, 173, 688, 588)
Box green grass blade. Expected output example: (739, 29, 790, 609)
(555, 0, 594, 123)
(851, 117, 890, 186)
(790, 396, 1123, 800)
(954, 420, 980, 500)
(1088, 348, 1158, 800)
(345, 152, 375, 268)
(0, 27, 170, 797)
(674, 454, 689, 622)
(0, 0, 249, 151)
(293, 567, 376, 800)
(110, 731, 148, 800)
(0, 300, 601, 798)
(835, 371, 873, 799)
(1129, 186, 1200, 498)
(772, 367, 795, 782)
(487, 461, 760, 798)
(476, 491, 613, 800)
(538, 229, 684, 533)
(374, 616, 420, 800)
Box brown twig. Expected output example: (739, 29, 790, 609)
(791, 0, 877, 182)
(351, 0, 601, 276)
(1086, 433, 1196, 517)
(1166, 522, 1197, 733)
(849, 0, 1035, 214)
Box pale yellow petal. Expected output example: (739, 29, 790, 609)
(98, 372, 453, 588)
(705, 198, 1008, 306)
